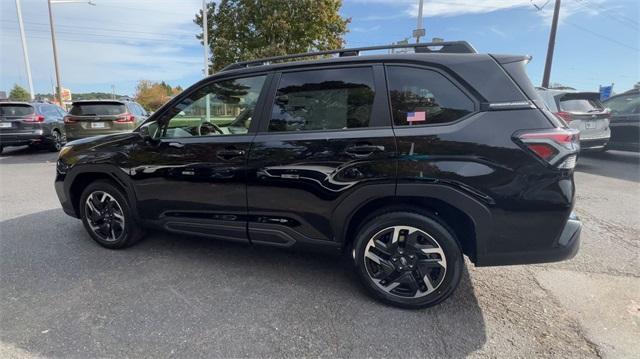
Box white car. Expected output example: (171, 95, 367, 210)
(537, 88, 611, 150)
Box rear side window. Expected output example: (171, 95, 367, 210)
(69, 102, 126, 116)
(0, 104, 34, 116)
(386, 66, 474, 126)
(269, 67, 375, 132)
(42, 105, 60, 118)
(559, 97, 603, 113)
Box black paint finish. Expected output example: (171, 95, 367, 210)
(55, 52, 581, 267)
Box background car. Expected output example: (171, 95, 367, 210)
(603, 89, 639, 152)
(0, 101, 67, 153)
(64, 99, 148, 141)
(537, 88, 611, 150)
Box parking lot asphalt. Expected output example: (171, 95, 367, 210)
(1, 146, 638, 358)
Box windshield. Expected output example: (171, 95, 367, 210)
(69, 102, 126, 116)
(604, 94, 640, 115)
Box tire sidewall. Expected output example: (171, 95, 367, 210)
(79, 181, 136, 249)
(353, 212, 463, 309)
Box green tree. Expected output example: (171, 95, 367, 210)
(9, 84, 30, 101)
(194, 0, 350, 72)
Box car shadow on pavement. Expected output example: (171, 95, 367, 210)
(576, 150, 640, 183)
(1, 209, 487, 358)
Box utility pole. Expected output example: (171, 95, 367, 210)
(542, 0, 561, 88)
(48, 0, 96, 107)
(413, 0, 425, 43)
(47, 0, 63, 106)
(16, 0, 34, 100)
(111, 84, 115, 100)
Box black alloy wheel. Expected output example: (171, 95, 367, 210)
(79, 180, 144, 249)
(353, 211, 463, 309)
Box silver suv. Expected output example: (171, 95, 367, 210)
(536, 88, 611, 150)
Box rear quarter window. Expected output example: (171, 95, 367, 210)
(386, 66, 474, 126)
(69, 102, 126, 116)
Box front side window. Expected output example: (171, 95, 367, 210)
(269, 67, 375, 132)
(387, 66, 474, 126)
(161, 75, 266, 138)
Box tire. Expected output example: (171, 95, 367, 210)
(0, 145, 3, 154)
(49, 130, 63, 152)
(79, 179, 145, 249)
(352, 211, 463, 309)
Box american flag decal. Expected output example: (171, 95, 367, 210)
(407, 111, 426, 123)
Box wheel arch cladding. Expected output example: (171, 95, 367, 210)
(68, 170, 130, 217)
(341, 194, 487, 263)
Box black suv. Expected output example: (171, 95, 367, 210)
(0, 101, 67, 153)
(55, 42, 582, 308)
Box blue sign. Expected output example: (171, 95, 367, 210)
(599, 84, 613, 101)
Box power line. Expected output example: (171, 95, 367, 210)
(574, 0, 639, 27)
(571, 0, 639, 31)
(564, 20, 640, 52)
(0, 19, 196, 37)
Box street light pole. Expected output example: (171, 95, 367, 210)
(203, 0, 209, 77)
(202, 0, 210, 122)
(16, 0, 34, 100)
(415, 0, 424, 43)
(542, 0, 561, 88)
(47, 0, 96, 107)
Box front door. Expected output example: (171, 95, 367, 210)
(130, 74, 270, 242)
(247, 65, 397, 247)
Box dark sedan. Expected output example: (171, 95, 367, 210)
(603, 89, 639, 152)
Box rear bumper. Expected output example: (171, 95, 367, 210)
(0, 130, 50, 146)
(580, 137, 609, 150)
(476, 212, 581, 266)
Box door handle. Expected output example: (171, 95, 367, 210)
(217, 148, 246, 160)
(167, 142, 184, 148)
(345, 144, 384, 158)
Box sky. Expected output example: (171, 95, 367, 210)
(0, 0, 638, 97)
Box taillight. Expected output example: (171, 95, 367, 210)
(554, 111, 573, 123)
(115, 113, 135, 123)
(516, 128, 580, 169)
(22, 115, 45, 123)
(63, 116, 75, 124)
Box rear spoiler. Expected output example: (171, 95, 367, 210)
(491, 54, 532, 65)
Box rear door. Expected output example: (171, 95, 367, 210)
(246, 65, 396, 246)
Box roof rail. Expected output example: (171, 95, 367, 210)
(221, 41, 476, 71)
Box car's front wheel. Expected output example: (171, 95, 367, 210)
(79, 180, 144, 249)
(352, 211, 463, 309)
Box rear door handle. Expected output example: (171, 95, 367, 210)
(345, 144, 384, 158)
(217, 148, 246, 160)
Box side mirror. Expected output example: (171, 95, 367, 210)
(139, 121, 159, 142)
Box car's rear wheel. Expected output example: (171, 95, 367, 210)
(79, 180, 144, 249)
(352, 211, 463, 309)
(49, 130, 63, 152)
